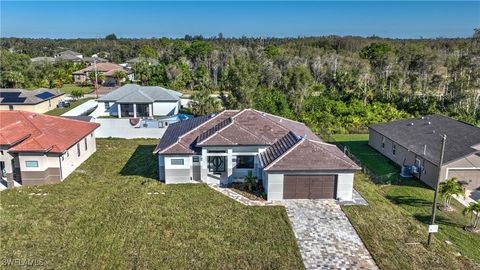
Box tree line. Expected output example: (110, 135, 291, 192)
(1, 33, 479, 133)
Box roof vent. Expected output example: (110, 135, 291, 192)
(427, 121, 431, 125)
(409, 122, 414, 126)
(298, 134, 307, 140)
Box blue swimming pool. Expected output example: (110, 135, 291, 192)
(138, 114, 193, 128)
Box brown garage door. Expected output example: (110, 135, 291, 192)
(283, 175, 337, 199)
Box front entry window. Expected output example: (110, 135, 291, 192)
(236, 155, 254, 169)
(208, 156, 225, 173)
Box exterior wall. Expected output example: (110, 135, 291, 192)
(59, 132, 97, 179)
(94, 118, 167, 139)
(0, 146, 15, 185)
(17, 153, 61, 186)
(265, 173, 284, 201)
(152, 101, 179, 116)
(369, 128, 480, 189)
(74, 74, 87, 83)
(0, 95, 64, 114)
(163, 155, 193, 184)
(369, 129, 439, 188)
(336, 173, 354, 200)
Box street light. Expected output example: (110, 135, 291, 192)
(427, 133, 447, 246)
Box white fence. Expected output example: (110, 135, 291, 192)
(61, 100, 98, 116)
(94, 118, 167, 139)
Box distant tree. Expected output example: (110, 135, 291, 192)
(264, 45, 281, 59)
(139, 45, 157, 59)
(462, 200, 480, 232)
(111, 70, 126, 86)
(190, 90, 221, 116)
(439, 177, 465, 210)
(281, 65, 314, 113)
(2, 71, 25, 88)
(71, 89, 84, 100)
(105, 33, 117, 40)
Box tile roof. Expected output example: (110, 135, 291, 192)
(73, 62, 127, 75)
(155, 108, 359, 171)
(97, 84, 181, 103)
(0, 111, 99, 153)
(0, 88, 64, 105)
(368, 114, 480, 165)
(263, 139, 361, 171)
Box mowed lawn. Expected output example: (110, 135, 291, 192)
(45, 98, 93, 116)
(0, 139, 303, 269)
(334, 134, 480, 269)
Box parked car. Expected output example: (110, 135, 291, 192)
(57, 101, 71, 108)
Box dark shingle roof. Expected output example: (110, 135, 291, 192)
(0, 88, 64, 105)
(368, 114, 480, 165)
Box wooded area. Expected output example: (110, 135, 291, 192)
(1, 33, 479, 133)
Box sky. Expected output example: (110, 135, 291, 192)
(1, 1, 479, 39)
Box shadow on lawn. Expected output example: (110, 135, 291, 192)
(413, 213, 460, 228)
(385, 194, 432, 207)
(120, 145, 158, 180)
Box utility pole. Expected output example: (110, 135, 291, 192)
(93, 56, 99, 99)
(427, 134, 447, 246)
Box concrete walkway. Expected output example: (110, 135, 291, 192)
(284, 200, 378, 270)
(208, 184, 281, 206)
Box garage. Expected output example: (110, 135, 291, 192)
(283, 175, 337, 199)
(448, 169, 480, 190)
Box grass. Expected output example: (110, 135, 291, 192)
(0, 139, 303, 269)
(333, 134, 480, 268)
(60, 84, 94, 94)
(45, 98, 93, 116)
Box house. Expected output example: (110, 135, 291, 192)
(30, 56, 56, 63)
(96, 84, 182, 118)
(0, 88, 64, 113)
(368, 115, 480, 190)
(54, 50, 83, 62)
(72, 63, 134, 85)
(125, 57, 159, 68)
(154, 109, 360, 201)
(0, 111, 100, 188)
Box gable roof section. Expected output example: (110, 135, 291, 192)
(258, 110, 321, 141)
(98, 84, 181, 103)
(0, 111, 99, 153)
(260, 131, 300, 167)
(264, 139, 360, 171)
(368, 114, 480, 165)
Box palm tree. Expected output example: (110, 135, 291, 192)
(462, 200, 480, 232)
(190, 90, 221, 116)
(2, 71, 25, 88)
(88, 71, 105, 87)
(244, 170, 257, 192)
(439, 177, 465, 210)
(112, 70, 126, 86)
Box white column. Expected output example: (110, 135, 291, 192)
(117, 103, 121, 118)
(133, 104, 137, 118)
(149, 104, 153, 117)
(227, 149, 233, 183)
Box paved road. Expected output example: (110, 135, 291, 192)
(284, 200, 378, 270)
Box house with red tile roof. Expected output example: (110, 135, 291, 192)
(0, 111, 100, 188)
(154, 109, 360, 201)
(73, 62, 134, 86)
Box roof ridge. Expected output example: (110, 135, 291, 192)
(249, 109, 290, 133)
(264, 137, 305, 170)
(253, 109, 306, 125)
(197, 117, 234, 144)
(309, 140, 358, 168)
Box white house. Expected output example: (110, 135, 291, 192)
(154, 109, 360, 201)
(96, 84, 182, 118)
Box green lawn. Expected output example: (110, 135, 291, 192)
(333, 134, 480, 268)
(0, 139, 303, 269)
(45, 98, 93, 116)
(60, 84, 94, 94)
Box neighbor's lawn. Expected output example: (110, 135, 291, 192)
(333, 134, 480, 268)
(0, 139, 303, 269)
(60, 84, 93, 94)
(45, 98, 93, 116)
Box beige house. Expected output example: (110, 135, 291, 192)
(369, 115, 480, 190)
(0, 111, 100, 189)
(73, 62, 134, 86)
(0, 88, 64, 113)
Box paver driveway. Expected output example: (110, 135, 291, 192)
(284, 200, 378, 270)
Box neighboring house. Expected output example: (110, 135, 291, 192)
(97, 84, 182, 118)
(154, 109, 360, 201)
(369, 115, 480, 190)
(72, 63, 134, 85)
(0, 88, 64, 113)
(0, 111, 100, 188)
(30, 56, 56, 63)
(125, 57, 159, 68)
(54, 50, 83, 62)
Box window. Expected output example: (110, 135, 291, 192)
(77, 143, 81, 157)
(208, 156, 225, 173)
(25, 161, 39, 168)
(192, 156, 200, 162)
(90, 133, 93, 138)
(207, 150, 226, 153)
(104, 102, 110, 111)
(8, 105, 13, 110)
(171, 159, 184, 165)
(236, 155, 255, 169)
(84, 138, 88, 151)
(392, 144, 396, 155)
(381, 136, 385, 149)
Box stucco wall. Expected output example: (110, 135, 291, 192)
(266, 173, 284, 201)
(445, 153, 480, 189)
(17, 153, 61, 185)
(59, 132, 97, 179)
(0, 95, 64, 114)
(163, 155, 193, 184)
(337, 173, 354, 200)
(152, 101, 179, 116)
